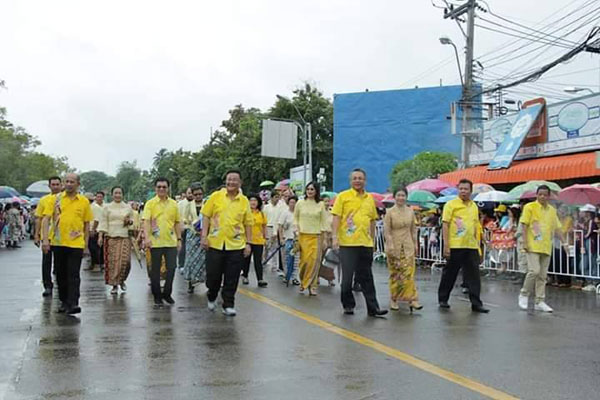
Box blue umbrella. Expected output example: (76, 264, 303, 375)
(440, 187, 458, 196)
(435, 194, 457, 204)
(0, 186, 20, 199)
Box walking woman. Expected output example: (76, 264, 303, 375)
(294, 182, 327, 296)
(383, 187, 422, 312)
(98, 186, 134, 294)
(242, 194, 268, 287)
(182, 185, 207, 293)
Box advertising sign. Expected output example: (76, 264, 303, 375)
(488, 104, 543, 169)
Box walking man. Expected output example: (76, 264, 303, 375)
(518, 185, 566, 313)
(438, 179, 489, 313)
(332, 168, 387, 317)
(41, 173, 93, 314)
(178, 187, 194, 269)
(34, 176, 63, 297)
(201, 170, 253, 316)
(88, 191, 105, 270)
(143, 178, 182, 307)
(263, 190, 283, 271)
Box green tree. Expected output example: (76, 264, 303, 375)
(115, 161, 150, 201)
(389, 151, 458, 189)
(80, 170, 116, 195)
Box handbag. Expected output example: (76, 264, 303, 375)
(321, 248, 340, 270)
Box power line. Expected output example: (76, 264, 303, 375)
(477, 15, 579, 47)
(474, 22, 575, 49)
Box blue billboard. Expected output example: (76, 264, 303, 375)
(333, 86, 463, 193)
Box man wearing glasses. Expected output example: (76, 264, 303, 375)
(143, 178, 183, 307)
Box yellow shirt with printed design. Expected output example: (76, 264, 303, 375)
(442, 198, 480, 250)
(43, 192, 94, 249)
(142, 196, 181, 248)
(36, 194, 56, 240)
(201, 188, 253, 251)
(249, 209, 266, 245)
(331, 188, 377, 247)
(520, 200, 561, 256)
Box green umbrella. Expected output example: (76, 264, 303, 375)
(260, 180, 275, 187)
(321, 191, 337, 199)
(507, 180, 561, 200)
(407, 189, 437, 204)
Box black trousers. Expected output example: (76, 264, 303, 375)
(89, 234, 103, 266)
(42, 246, 55, 289)
(242, 244, 264, 281)
(150, 247, 177, 301)
(438, 248, 483, 307)
(54, 246, 84, 308)
(340, 246, 380, 313)
(206, 248, 244, 309)
(178, 229, 188, 268)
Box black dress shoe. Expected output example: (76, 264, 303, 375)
(57, 303, 67, 313)
(67, 306, 81, 315)
(472, 305, 490, 313)
(163, 296, 175, 305)
(352, 283, 362, 292)
(343, 308, 355, 315)
(439, 302, 451, 309)
(42, 288, 52, 297)
(368, 309, 389, 317)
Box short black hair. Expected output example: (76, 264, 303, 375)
(458, 179, 473, 190)
(190, 182, 204, 192)
(271, 190, 280, 198)
(96, 191, 105, 197)
(537, 184, 551, 194)
(248, 193, 263, 210)
(48, 176, 61, 184)
(287, 195, 298, 204)
(111, 186, 123, 195)
(154, 177, 170, 187)
(393, 186, 408, 197)
(224, 169, 242, 180)
(351, 168, 367, 178)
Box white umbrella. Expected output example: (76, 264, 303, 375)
(473, 190, 508, 202)
(26, 180, 51, 197)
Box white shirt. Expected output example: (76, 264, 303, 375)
(264, 202, 283, 227)
(278, 208, 295, 240)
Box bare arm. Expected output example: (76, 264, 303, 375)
(144, 219, 153, 249)
(34, 216, 42, 245)
(175, 222, 182, 251)
(332, 215, 340, 250)
(521, 223, 529, 252)
(83, 222, 90, 254)
(370, 220, 376, 242)
(201, 216, 210, 249)
(41, 216, 51, 254)
(442, 221, 450, 257)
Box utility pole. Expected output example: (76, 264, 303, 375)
(444, 0, 476, 168)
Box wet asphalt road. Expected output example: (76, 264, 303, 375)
(1, 241, 600, 400)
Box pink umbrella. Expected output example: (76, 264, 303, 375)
(558, 184, 600, 205)
(370, 192, 385, 208)
(407, 179, 453, 194)
(521, 191, 558, 200)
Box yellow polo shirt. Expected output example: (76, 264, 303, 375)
(36, 194, 55, 239)
(331, 188, 377, 247)
(142, 196, 181, 248)
(442, 198, 480, 250)
(43, 192, 94, 249)
(201, 188, 253, 251)
(249, 209, 266, 245)
(520, 201, 561, 256)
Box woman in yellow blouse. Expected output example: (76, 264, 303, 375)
(383, 187, 422, 313)
(242, 194, 268, 287)
(294, 182, 327, 296)
(98, 186, 134, 294)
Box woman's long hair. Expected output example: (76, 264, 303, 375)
(305, 181, 321, 203)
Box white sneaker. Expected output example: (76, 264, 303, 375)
(222, 307, 237, 316)
(207, 301, 216, 312)
(534, 301, 553, 313)
(518, 294, 528, 310)
(582, 284, 596, 292)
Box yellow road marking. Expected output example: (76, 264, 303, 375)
(239, 288, 519, 400)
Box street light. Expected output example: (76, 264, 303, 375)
(276, 95, 312, 188)
(439, 36, 464, 86)
(563, 86, 594, 95)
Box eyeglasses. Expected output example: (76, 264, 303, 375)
(156, 185, 168, 189)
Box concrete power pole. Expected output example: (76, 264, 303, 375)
(444, 0, 476, 168)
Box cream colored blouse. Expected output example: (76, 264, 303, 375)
(98, 201, 134, 238)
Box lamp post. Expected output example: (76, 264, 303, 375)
(439, 36, 464, 87)
(563, 87, 595, 95)
(276, 95, 312, 188)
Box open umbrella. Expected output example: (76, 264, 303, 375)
(407, 178, 453, 193)
(275, 179, 290, 189)
(558, 184, 600, 205)
(407, 189, 437, 204)
(259, 180, 275, 187)
(473, 190, 508, 202)
(472, 183, 495, 195)
(440, 187, 458, 196)
(435, 194, 457, 204)
(321, 191, 337, 199)
(0, 186, 20, 199)
(520, 190, 558, 200)
(508, 180, 561, 200)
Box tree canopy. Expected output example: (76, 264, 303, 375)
(389, 151, 458, 189)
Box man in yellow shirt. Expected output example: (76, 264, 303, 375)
(41, 173, 93, 315)
(201, 170, 253, 316)
(519, 185, 566, 313)
(143, 177, 183, 308)
(177, 186, 195, 269)
(438, 179, 489, 313)
(34, 176, 63, 297)
(332, 168, 387, 317)
(88, 191, 105, 271)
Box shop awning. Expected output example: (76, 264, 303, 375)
(440, 151, 600, 185)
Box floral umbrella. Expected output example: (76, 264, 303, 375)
(407, 178, 453, 194)
(558, 184, 600, 205)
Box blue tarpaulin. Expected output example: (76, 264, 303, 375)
(333, 86, 463, 193)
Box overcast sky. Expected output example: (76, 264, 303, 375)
(1, 0, 598, 174)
